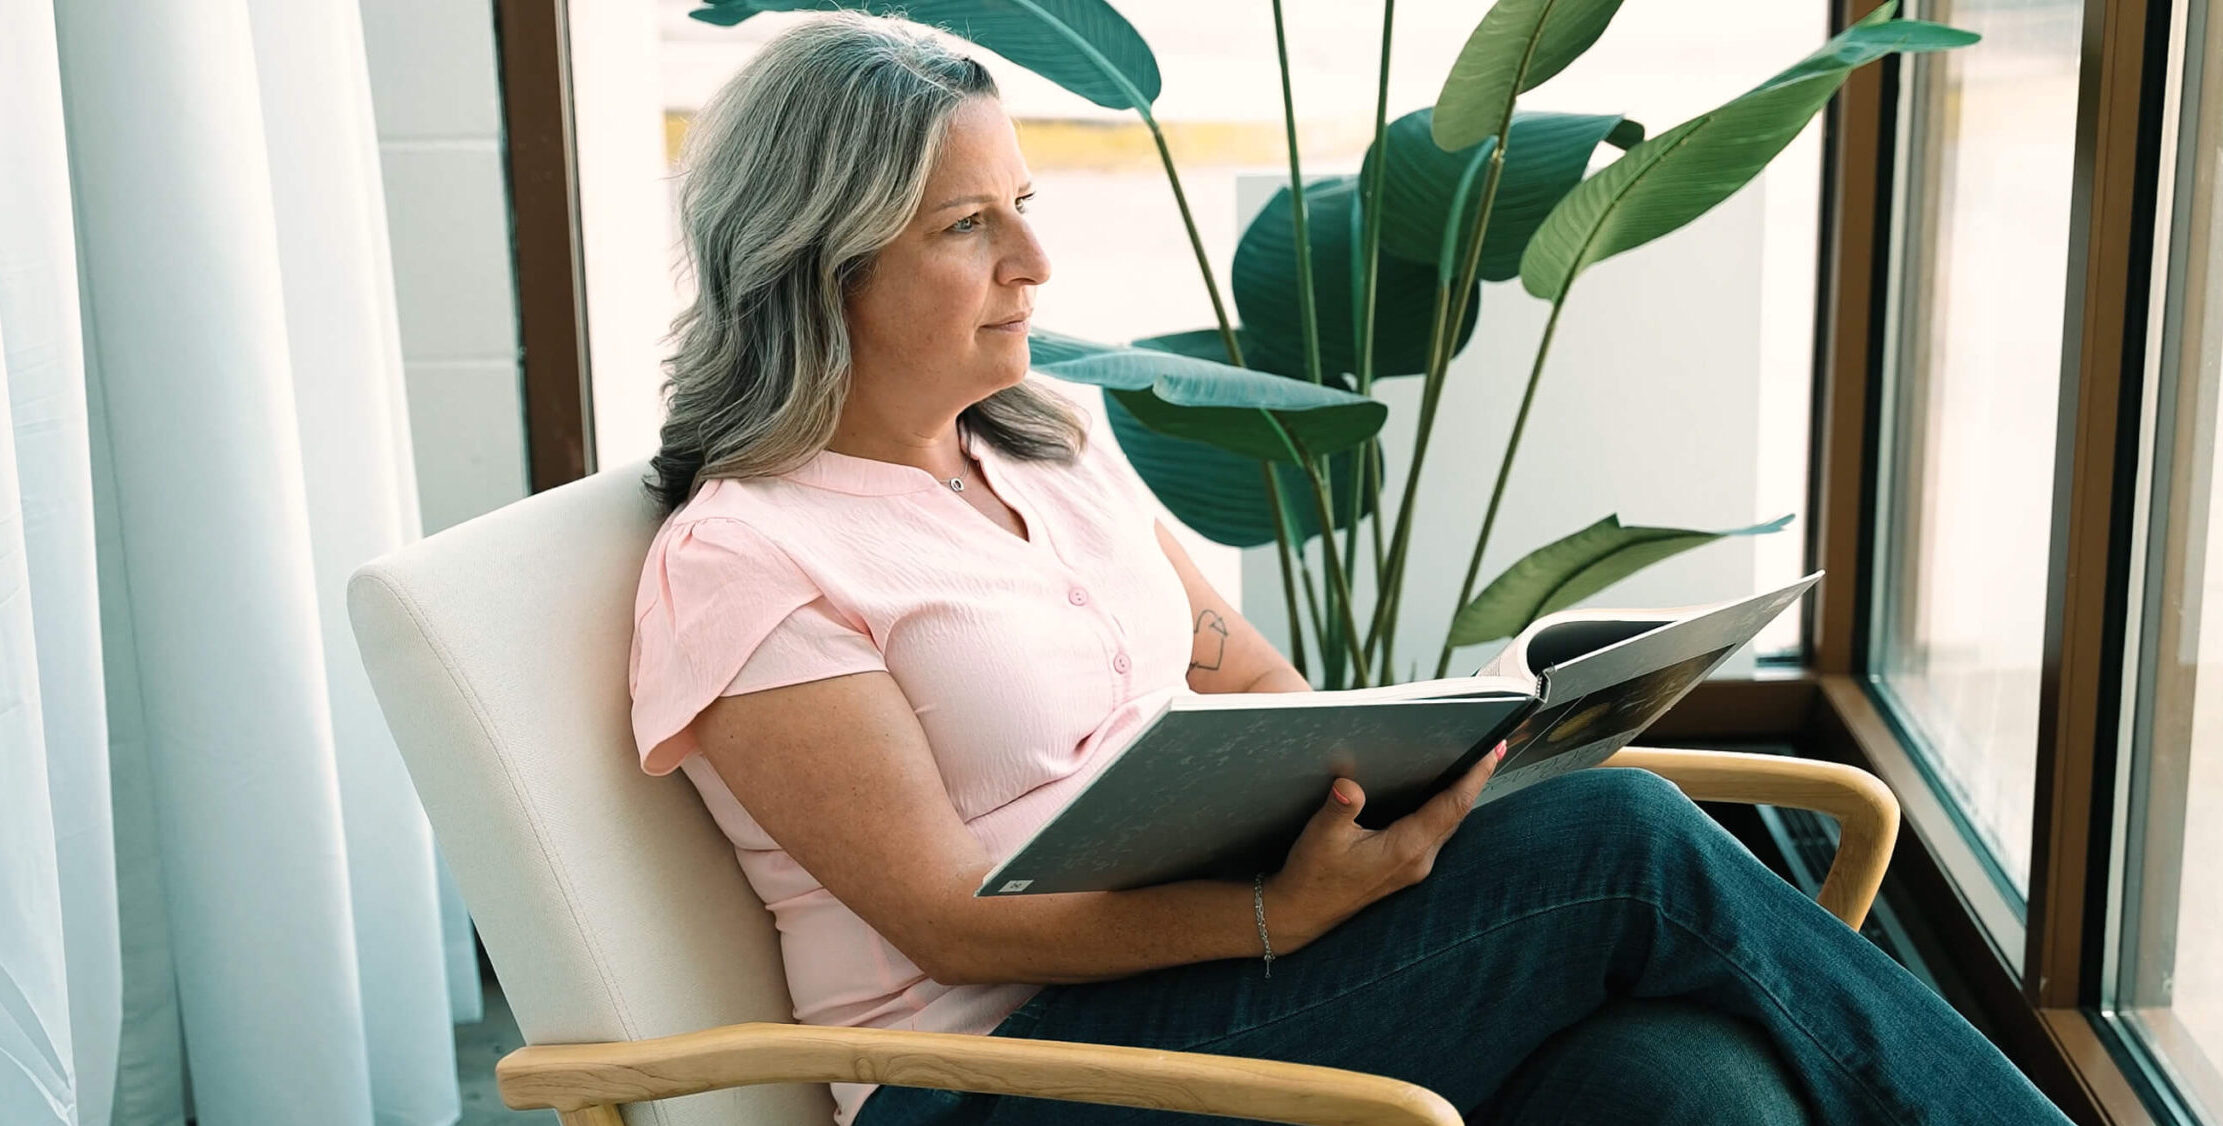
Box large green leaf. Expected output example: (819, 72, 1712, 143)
(1521, 4, 1978, 301)
(1111, 376, 1384, 462)
(1448, 513, 1793, 645)
(1234, 178, 1480, 380)
(1433, 0, 1630, 150)
(1104, 395, 1375, 547)
(691, 0, 1161, 111)
(1028, 329, 1388, 460)
(1025, 327, 1104, 366)
(1130, 326, 1259, 368)
(1107, 329, 1376, 546)
(1360, 109, 1637, 283)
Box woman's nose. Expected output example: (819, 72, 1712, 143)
(1003, 224, 1051, 287)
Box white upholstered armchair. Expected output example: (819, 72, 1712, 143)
(345, 462, 1899, 1126)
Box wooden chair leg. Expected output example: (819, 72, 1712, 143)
(557, 1106, 625, 1126)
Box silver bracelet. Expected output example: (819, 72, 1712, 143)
(1252, 873, 1274, 978)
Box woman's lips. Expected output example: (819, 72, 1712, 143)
(982, 316, 1030, 334)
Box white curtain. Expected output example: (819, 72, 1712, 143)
(2, 0, 468, 1123)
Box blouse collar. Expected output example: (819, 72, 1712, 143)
(778, 422, 994, 497)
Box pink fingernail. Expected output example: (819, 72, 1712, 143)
(1492, 742, 1507, 761)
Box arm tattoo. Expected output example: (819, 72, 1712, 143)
(1189, 608, 1229, 672)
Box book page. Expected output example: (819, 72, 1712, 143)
(1539, 574, 1819, 702)
(1477, 641, 1740, 806)
(1523, 618, 1672, 672)
(1174, 671, 1535, 710)
(1470, 573, 1820, 807)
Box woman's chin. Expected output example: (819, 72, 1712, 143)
(978, 349, 1032, 388)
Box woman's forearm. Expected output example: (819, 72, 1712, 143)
(931, 874, 1310, 986)
(1242, 665, 1312, 693)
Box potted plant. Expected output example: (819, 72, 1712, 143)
(692, 0, 1977, 689)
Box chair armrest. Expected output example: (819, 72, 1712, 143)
(1605, 746, 1899, 929)
(497, 1020, 1462, 1126)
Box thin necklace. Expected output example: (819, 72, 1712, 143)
(946, 439, 979, 492)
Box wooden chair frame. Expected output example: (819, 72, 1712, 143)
(498, 749, 1900, 1126)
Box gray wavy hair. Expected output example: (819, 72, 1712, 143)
(645, 10, 1087, 515)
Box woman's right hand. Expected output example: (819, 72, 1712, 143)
(1262, 741, 1507, 952)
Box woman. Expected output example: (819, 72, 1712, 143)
(630, 13, 2072, 1125)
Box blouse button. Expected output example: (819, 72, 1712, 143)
(1068, 588, 1089, 606)
(1112, 653, 1132, 674)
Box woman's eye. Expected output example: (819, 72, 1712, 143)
(950, 196, 1035, 233)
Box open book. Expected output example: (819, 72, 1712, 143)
(977, 573, 1821, 897)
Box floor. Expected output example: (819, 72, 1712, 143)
(455, 978, 558, 1125)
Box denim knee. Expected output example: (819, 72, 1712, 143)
(1482, 766, 1698, 839)
(1555, 765, 1691, 818)
(1560, 767, 1713, 867)
(1482, 998, 1813, 1126)
(1436, 765, 1710, 893)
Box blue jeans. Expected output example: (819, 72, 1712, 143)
(855, 769, 2073, 1125)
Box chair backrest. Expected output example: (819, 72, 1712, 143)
(346, 462, 835, 1126)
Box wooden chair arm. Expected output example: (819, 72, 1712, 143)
(504, 749, 1894, 1124)
(498, 1020, 1461, 1126)
(1606, 746, 1899, 929)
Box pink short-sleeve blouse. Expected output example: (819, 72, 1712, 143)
(628, 381, 1195, 1125)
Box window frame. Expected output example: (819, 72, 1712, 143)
(2102, 0, 2223, 1114)
(1673, 0, 2180, 1117)
(1791, 0, 2180, 1119)
(496, 0, 597, 493)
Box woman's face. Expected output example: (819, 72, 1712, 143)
(845, 96, 1050, 420)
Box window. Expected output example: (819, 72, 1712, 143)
(1870, 0, 2085, 901)
(2109, 0, 2223, 1113)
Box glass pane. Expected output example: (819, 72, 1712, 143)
(2113, 0, 2223, 1113)
(1872, 0, 2084, 897)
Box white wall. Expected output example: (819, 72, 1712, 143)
(360, 0, 528, 534)
(1236, 176, 1776, 681)
(570, 0, 679, 472)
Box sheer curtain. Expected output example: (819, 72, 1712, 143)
(3, 0, 469, 1122)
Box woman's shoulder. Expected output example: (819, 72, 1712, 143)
(656, 471, 858, 550)
(667, 471, 807, 525)
(636, 480, 819, 615)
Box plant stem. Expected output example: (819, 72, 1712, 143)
(1259, 465, 1309, 679)
(1143, 114, 1244, 368)
(1270, 0, 1325, 387)
(1355, 0, 1394, 396)
(1435, 294, 1566, 678)
(1366, 442, 1387, 582)
(1262, 412, 1335, 682)
(1297, 453, 1371, 686)
(1438, 153, 1507, 385)
(1339, 444, 1367, 635)
(1342, 0, 1395, 657)
(1362, 274, 1453, 664)
(1296, 548, 1328, 672)
(1366, 143, 1510, 680)
(1260, 414, 1366, 687)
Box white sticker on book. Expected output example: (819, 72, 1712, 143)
(997, 879, 1033, 893)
